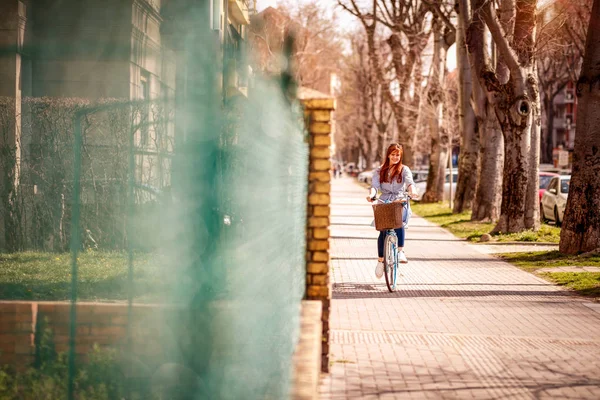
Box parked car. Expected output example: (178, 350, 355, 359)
(414, 171, 458, 201)
(540, 175, 570, 225)
(357, 169, 375, 185)
(539, 171, 560, 202)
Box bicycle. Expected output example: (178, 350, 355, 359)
(371, 193, 412, 292)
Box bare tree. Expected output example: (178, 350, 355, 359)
(459, 0, 503, 222)
(248, 2, 345, 93)
(422, 17, 452, 202)
(537, 0, 591, 163)
(336, 32, 377, 167)
(337, 0, 431, 166)
(559, 0, 600, 254)
(461, 0, 541, 232)
(423, 0, 481, 210)
(453, 0, 479, 213)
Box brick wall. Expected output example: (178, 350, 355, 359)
(0, 300, 183, 370)
(0, 302, 36, 368)
(300, 91, 335, 373)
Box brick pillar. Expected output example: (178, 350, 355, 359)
(300, 94, 335, 373)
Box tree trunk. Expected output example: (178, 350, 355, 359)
(422, 20, 448, 203)
(560, 0, 600, 254)
(375, 124, 387, 166)
(362, 138, 373, 171)
(453, 6, 479, 213)
(490, 0, 539, 234)
(396, 110, 414, 166)
(492, 94, 533, 233)
(462, 0, 539, 234)
(472, 96, 504, 221)
(422, 135, 447, 203)
(461, 0, 504, 221)
(525, 74, 541, 230)
(543, 93, 555, 163)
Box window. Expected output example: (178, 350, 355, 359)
(539, 175, 553, 190)
(565, 91, 574, 100)
(140, 72, 150, 147)
(561, 179, 570, 194)
(444, 173, 458, 183)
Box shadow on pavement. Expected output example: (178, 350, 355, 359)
(332, 283, 573, 300)
(331, 236, 463, 242)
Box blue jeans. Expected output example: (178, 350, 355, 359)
(377, 227, 405, 258)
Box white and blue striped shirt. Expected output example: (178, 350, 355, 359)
(371, 166, 415, 203)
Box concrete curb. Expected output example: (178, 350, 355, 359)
(290, 300, 323, 400)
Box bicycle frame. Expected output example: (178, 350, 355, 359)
(375, 193, 411, 292)
(384, 228, 399, 291)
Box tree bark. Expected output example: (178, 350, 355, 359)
(525, 73, 541, 229)
(472, 91, 504, 221)
(559, 0, 600, 254)
(493, 103, 533, 233)
(453, 2, 479, 212)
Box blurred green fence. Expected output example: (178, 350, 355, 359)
(65, 58, 307, 400)
(0, 2, 309, 399)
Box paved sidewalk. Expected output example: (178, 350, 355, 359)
(319, 178, 600, 400)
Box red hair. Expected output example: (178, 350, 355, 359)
(379, 143, 404, 184)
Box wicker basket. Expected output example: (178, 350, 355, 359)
(372, 202, 404, 231)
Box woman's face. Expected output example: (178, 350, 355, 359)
(388, 150, 401, 165)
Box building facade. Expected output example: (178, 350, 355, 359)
(550, 82, 577, 151)
(0, 0, 254, 250)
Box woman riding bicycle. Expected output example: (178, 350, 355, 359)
(366, 143, 418, 279)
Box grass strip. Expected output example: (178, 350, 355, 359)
(411, 201, 561, 243)
(498, 251, 600, 299)
(0, 250, 171, 302)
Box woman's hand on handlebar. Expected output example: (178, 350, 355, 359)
(367, 188, 377, 202)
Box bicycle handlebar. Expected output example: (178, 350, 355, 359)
(369, 192, 415, 203)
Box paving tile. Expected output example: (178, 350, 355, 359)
(320, 178, 600, 399)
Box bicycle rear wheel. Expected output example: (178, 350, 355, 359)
(383, 233, 397, 292)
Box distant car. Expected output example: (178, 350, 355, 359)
(540, 175, 570, 225)
(414, 171, 458, 201)
(412, 169, 429, 183)
(358, 169, 375, 185)
(539, 171, 560, 202)
(344, 163, 360, 177)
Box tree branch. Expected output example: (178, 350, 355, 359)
(480, 0, 521, 75)
(423, 0, 456, 35)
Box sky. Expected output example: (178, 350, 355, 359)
(256, 0, 278, 10)
(256, 0, 357, 25)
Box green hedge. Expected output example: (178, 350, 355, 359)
(0, 97, 173, 251)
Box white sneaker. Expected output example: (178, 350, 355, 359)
(399, 251, 408, 264)
(375, 261, 384, 278)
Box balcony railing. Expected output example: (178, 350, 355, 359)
(228, 0, 250, 25)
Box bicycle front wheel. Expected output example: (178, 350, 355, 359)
(383, 233, 397, 292)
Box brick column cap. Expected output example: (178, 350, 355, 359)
(297, 87, 336, 110)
